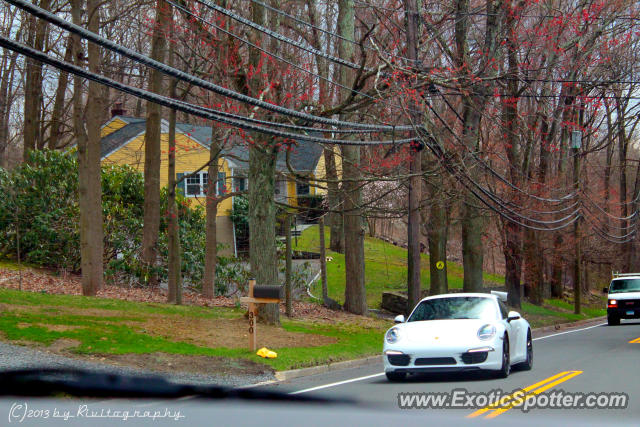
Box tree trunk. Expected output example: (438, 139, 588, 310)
(48, 35, 73, 150)
(248, 0, 279, 325)
(338, 0, 366, 315)
(305, 0, 343, 254)
(404, 0, 423, 313)
(628, 162, 640, 271)
(166, 33, 181, 305)
(0, 22, 20, 167)
(550, 234, 564, 298)
(72, 0, 103, 296)
(141, 0, 168, 288)
(325, 147, 344, 253)
(167, 105, 181, 304)
(249, 144, 279, 324)
(603, 100, 614, 234)
(203, 127, 219, 299)
(23, 0, 51, 161)
(503, 221, 522, 308)
(455, 0, 502, 293)
(460, 106, 485, 292)
(617, 99, 630, 270)
(285, 214, 292, 317)
(427, 193, 449, 295)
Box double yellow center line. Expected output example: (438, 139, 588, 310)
(467, 370, 583, 419)
(629, 337, 640, 343)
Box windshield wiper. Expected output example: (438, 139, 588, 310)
(0, 368, 350, 403)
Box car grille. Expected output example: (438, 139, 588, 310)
(461, 351, 489, 364)
(619, 299, 640, 308)
(387, 354, 410, 366)
(414, 357, 457, 366)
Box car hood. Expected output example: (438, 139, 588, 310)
(395, 319, 496, 344)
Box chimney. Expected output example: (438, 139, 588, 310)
(110, 102, 127, 118)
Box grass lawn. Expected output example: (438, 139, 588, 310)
(0, 286, 606, 373)
(520, 301, 606, 329)
(0, 288, 388, 372)
(293, 225, 504, 308)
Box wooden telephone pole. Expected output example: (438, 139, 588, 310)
(404, 0, 423, 313)
(572, 101, 583, 315)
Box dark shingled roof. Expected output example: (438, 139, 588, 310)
(100, 122, 146, 159)
(102, 118, 323, 172)
(115, 116, 146, 125)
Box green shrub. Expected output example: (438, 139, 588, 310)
(0, 150, 242, 289)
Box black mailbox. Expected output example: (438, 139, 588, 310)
(252, 285, 283, 300)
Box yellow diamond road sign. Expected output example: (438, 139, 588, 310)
(436, 261, 445, 270)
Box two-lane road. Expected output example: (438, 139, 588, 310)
(258, 319, 640, 422)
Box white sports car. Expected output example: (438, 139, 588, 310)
(383, 292, 532, 381)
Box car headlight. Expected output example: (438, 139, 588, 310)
(477, 324, 496, 340)
(386, 327, 401, 344)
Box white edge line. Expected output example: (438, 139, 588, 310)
(532, 322, 606, 341)
(289, 322, 606, 395)
(289, 373, 385, 395)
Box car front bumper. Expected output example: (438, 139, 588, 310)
(383, 341, 503, 374)
(608, 307, 640, 318)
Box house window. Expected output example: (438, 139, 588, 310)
(202, 172, 209, 195)
(275, 179, 287, 202)
(183, 171, 224, 197)
(217, 172, 226, 195)
(234, 176, 246, 192)
(186, 174, 203, 197)
(296, 181, 310, 196)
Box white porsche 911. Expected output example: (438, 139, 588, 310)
(383, 292, 532, 381)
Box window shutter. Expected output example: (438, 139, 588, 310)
(217, 172, 226, 195)
(176, 173, 184, 196)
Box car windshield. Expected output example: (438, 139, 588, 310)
(407, 297, 497, 322)
(609, 279, 640, 294)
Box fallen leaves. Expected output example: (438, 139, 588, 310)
(0, 266, 381, 326)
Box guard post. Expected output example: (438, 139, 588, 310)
(240, 279, 282, 351)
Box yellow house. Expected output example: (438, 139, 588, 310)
(99, 115, 328, 256)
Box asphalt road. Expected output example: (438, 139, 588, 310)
(257, 318, 640, 423)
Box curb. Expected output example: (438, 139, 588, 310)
(274, 355, 382, 382)
(268, 315, 607, 384)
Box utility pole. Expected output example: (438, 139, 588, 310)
(285, 214, 292, 317)
(404, 0, 423, 313)
(572, 106, 583, 315)
(319, 216, 329, 305)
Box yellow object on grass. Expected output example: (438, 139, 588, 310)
(256, 347, 278, 358)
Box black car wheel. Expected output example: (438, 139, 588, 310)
(515, 329, 533, 371)
(496, 336, 510, 378)
(607, 315, 620, 326)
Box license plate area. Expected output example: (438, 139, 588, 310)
(627, 310, 635, 316)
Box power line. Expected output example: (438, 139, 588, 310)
(169, 0, 399, 114)
(6, 0, 415, 133)
(354, 1, 640, 21)
(193, 0, 363, 70)
(247, 0, 366, 51)
(425, 97, 578, 204)
(0, 35, 417, 147)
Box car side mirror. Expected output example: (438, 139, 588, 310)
(507, 311, 521, 322)
(602, 287, 609, 294)
(394, 315, 405, 324)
